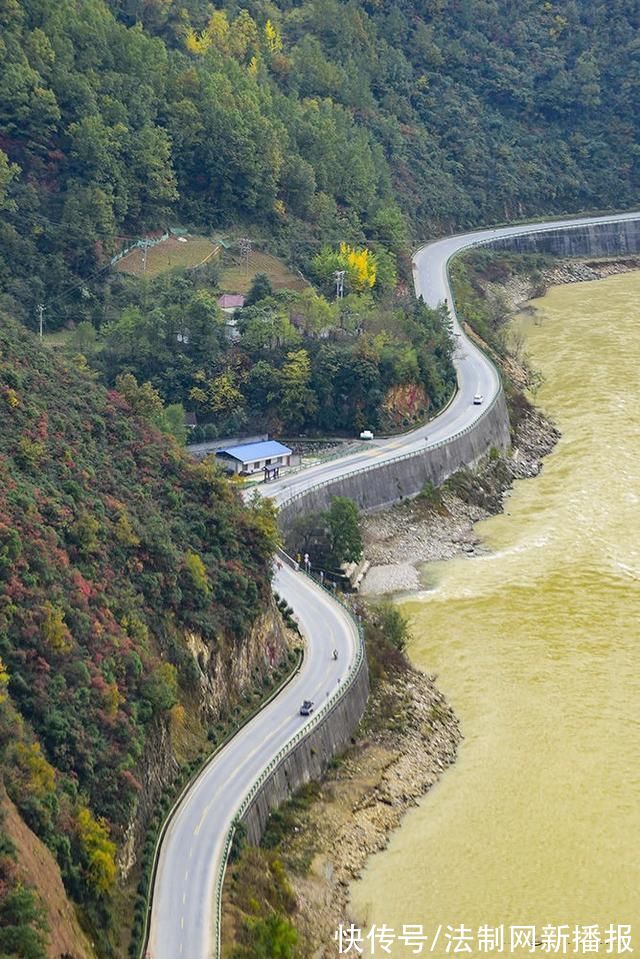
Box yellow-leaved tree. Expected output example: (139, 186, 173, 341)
(264, 19, 283, 55)
(310, 244, 379, 296)
(11, 741, 56, 799)
(77, 807, 117, 896)
(0, 657, 9, 704)
(185, 27, 212, 56)
(42, 602, 73, 653)
(206, 10, 230, 51)
(339, 243, 377, 291)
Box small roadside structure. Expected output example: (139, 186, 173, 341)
(217, 294, 245, 314)
(215, 440, 293, 476)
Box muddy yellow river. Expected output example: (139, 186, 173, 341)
(351, 273, 640, 953)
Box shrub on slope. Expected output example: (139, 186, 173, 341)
(0, 316, 274, 942)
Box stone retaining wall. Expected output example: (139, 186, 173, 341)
(488, 217, 640, 258)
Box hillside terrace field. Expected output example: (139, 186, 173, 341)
(217, 250, 309, 293)
(114, 236, 307, 294)
(114, 234, 220, 277)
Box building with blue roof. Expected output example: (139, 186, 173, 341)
(215, 440, 293, 476)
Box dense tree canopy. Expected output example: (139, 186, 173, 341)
(0, 315, 274, 952)
(93, 264, 456, 437)
(0, 0, 638, 950)
(0, 0, 639, 331)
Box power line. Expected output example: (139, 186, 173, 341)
(5, 207, 147, 243)
(45, 257, 118, 309)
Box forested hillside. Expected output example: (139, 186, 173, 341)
(1, 0, 639, 333)
(0, 0, 638, 951)
(0, 315, 279, 956)
(96, 266, 456, 438)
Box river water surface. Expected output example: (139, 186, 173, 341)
(351, 273, 640, 953)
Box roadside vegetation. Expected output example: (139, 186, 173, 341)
(0, 0, 637, 950)
(450, 249, 554, 357)
(2, 0, 638, 442)
(450, 248, 554, 431)
(0, 316, 279, 955)
(85, 265, 456, 439)
(285, 496, 363, 574)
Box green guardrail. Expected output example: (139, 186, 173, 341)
(277, 385, 504, 514)
(275, 231, 512, 517)
(141, 209, 640, 959)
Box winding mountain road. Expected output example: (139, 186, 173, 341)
(146, 209, 640, 959)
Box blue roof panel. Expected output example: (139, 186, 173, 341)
(216, 440, 292, 463)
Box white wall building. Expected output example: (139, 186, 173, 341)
(215, 440, 293, 476)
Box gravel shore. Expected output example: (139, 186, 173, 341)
(361, 405, 560, 594)
(226, 254, 637, 959)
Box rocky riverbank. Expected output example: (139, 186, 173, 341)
(358, 255, 632, 595)
(361, 404, 560, 594)
(286, 661, 461, 957)
(489, 254, 640, 315)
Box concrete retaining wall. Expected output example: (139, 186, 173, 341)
(239, 392, 510, 843)
(241, 649, 370, 844)
(278, 389, 511, 534)
(487, 218, 640, 258)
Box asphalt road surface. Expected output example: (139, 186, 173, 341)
(146, 209, 640, 959)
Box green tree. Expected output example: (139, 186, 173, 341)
(0, 149, 19, 210)
(0, 879, 48, 959)
(158, 403, 187, 444)
(279, 349, 317, 432)
(377, 602, 410, 651)
(245, 272, 274, 306)
(233, 913, 298, 959)
(115, 373, 186, 442)
(116, 373, 164, 422)
(239, 302, 301, 353)
(325, 496, 362, 566)
(68, 321, 98, 357)
(142, 662, 179, 713)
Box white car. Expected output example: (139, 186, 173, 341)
(473, 393, 484, 405)
(359, 430, 374, 440)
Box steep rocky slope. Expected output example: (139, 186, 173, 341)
(0, 316, 286, 956)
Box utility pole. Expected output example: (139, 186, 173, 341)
(239, 237, 252, 276)
(334, 270, 345, 302)
(37, 303, 45, 339)
(142, 239, 150, 275)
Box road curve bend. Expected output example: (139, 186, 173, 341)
(146, 209, 640, 959)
